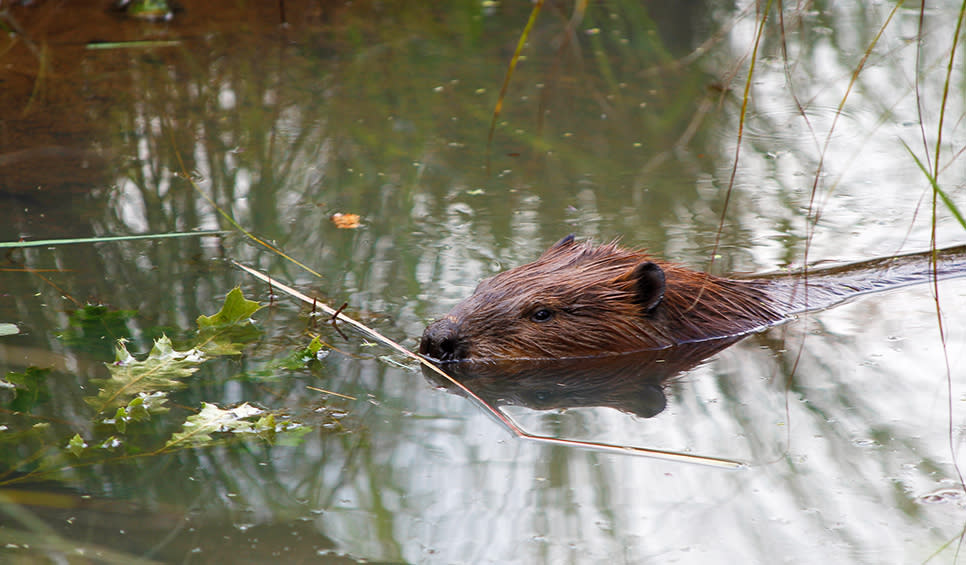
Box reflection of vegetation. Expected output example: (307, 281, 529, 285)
(91, 0, 732, 265)
(1, 367, 51, 413)
(59, 304, 135, 361)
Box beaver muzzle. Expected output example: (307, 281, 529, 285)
(419, 317, 469, 362)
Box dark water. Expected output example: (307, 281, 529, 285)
(1, 1, 966, 563)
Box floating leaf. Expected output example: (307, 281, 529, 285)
(330, 212, 361, 229)
(87, 336, 202, 413)
(305, 336, 327, 358)
(196, 287, 262, 329)
(281, 336, 330, 370)
(87, 291, 263, 413)
(255, 413, 276, 431)
(107, 392, 169, 433)
(195, 287, 263, 355)
(66, 434, 87, 457)
(164, 402, 275, 449)
(112, 406, 128, 434)
(128, 392, 169, 420)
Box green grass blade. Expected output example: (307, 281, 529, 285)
(901, 140, 966, 230)
(0, 230, 227, 249)
(86, 40, 181, 50)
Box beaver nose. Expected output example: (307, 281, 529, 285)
(419, 318, 468, 361)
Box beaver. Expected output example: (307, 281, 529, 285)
(419, 235, 966, 361)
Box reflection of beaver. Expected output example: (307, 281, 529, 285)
(423, 337, 743, 417)
(420, 235, 966, 361)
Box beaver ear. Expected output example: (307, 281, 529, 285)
(541, 234, 576, 257)
(631, 261, 666, 313)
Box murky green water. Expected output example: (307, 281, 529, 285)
(2, 1, 966, 563)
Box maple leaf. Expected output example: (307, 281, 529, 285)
(87, 336, 202, 413)
(195, 287, 263, 356)
(164, 402, 277, 449)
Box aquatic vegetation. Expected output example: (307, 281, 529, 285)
(0, 288, 337, 485)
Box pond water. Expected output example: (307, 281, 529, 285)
(2, 1, 966, 563)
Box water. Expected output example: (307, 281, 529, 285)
(1, 1, 965, 563)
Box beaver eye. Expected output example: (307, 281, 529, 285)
(529, 308, 554, 323)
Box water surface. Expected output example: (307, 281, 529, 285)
(1, 1, 965, 563)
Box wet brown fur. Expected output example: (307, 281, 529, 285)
(420, 237, 786, 360)
(421, 238, 966, 361)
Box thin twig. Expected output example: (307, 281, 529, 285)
(330, 302, 349, 341)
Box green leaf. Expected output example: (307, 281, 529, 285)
(101, 393, 167, 433)
(113, 406, 128, 433)
(86, 290, 265, 414)
(87, 336, 202, 413)
(279, 336, 331, 371)
(163, 402, 310, 450)
(256, 413, 276, 430)
(127, 392, 168, 420)
(305, 336, 322, 355)
(196, 287, 262, 329)
(195, 288, 263, 356)
(165, 402, 272, 449)
(66, 434, 87, 457)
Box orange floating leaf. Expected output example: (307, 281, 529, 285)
(330, 213, 361, 229)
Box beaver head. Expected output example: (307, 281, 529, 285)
(420, 235, 786, 361)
